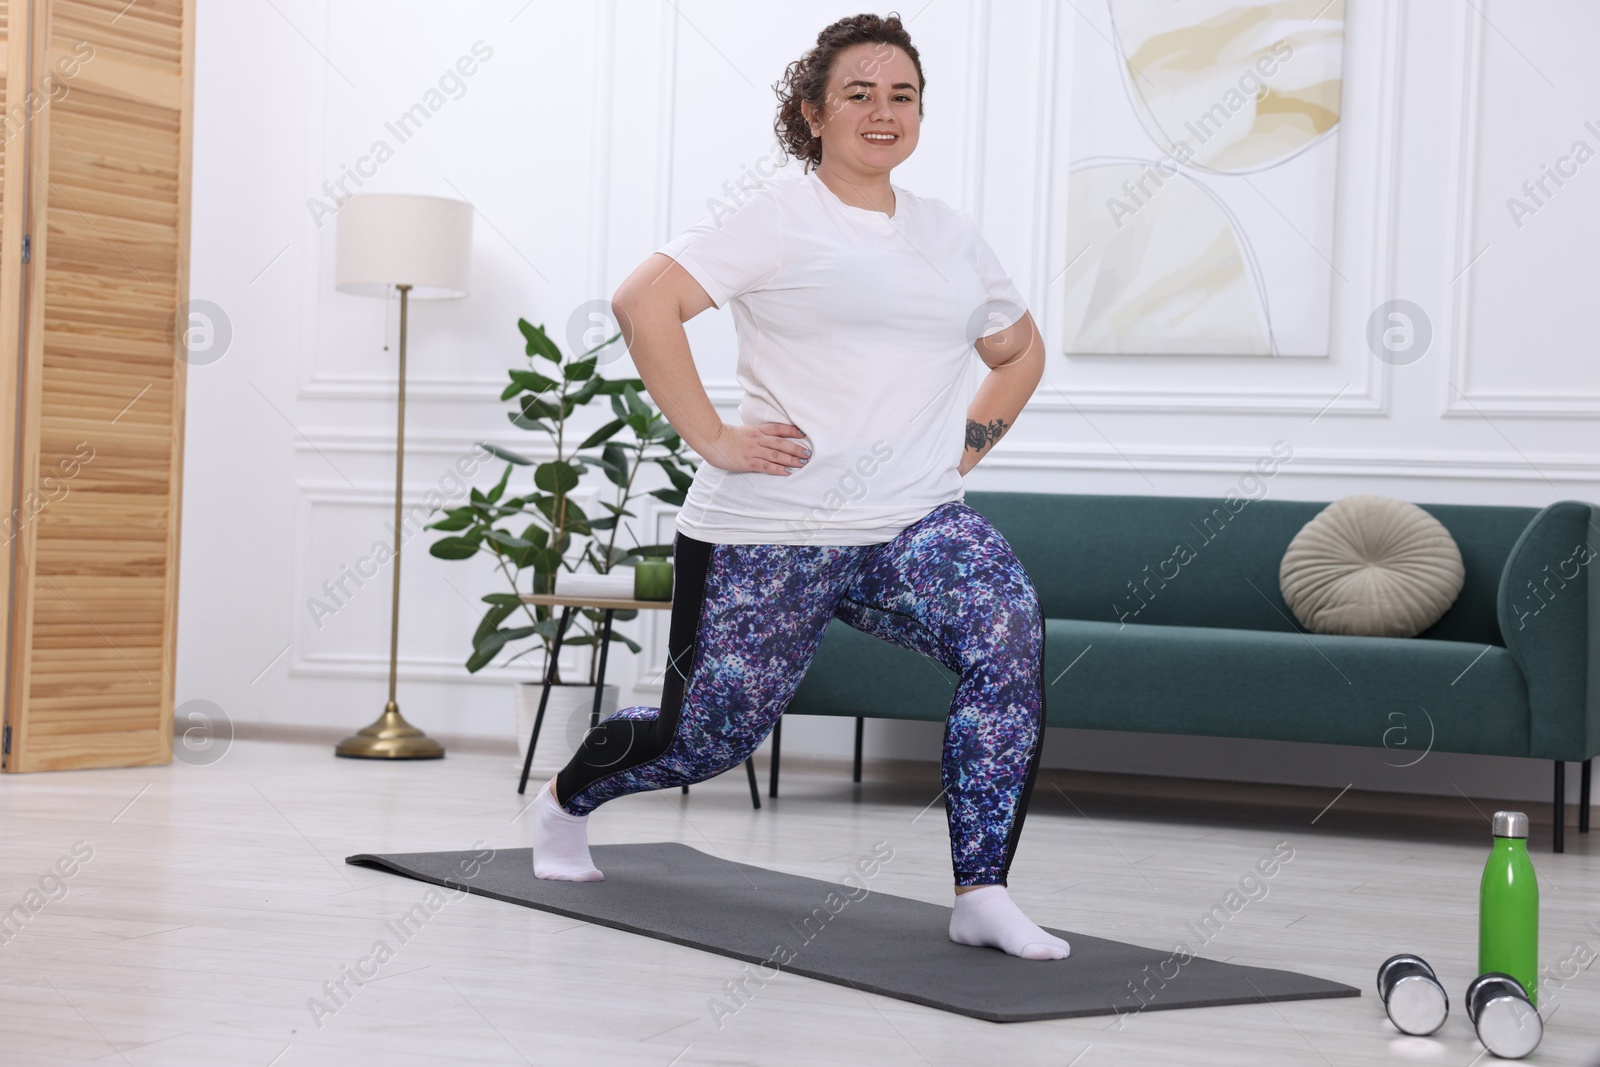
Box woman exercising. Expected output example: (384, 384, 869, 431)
(531, 12, 1066, 961)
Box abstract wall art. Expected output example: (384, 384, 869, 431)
(1062, 0, 1346, 356)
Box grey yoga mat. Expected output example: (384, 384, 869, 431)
(345, 841, 1359, 1024)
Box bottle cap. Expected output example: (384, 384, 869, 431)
(1491, 811, 1529, 838)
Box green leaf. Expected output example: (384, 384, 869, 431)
(531, 499, 585, 538)
(473, 602, 517, 648)
(427, 512, 475, 531)
(485, 463, 513, 504)
(482, 593, 522, 606)
(479, 442, 534, 466)
(569, 376, 606, 406)
(581, 606, 639, 623)
(594, 376, 645, 395)
(623, 384, 651, 420)
(534, 460, 581, 494)
(579, 330, 623, 359)
(648, 487, 687, 507)
(507, 411, 553, 433)
(601, 442, 629, 487)
(500, 379, 525, 402)
(466, 629, 509, 673)
(655, 456, 694, 491)
(487, 529, 533, 553)
(530, 547, 566, 575)
(564, 356, 598, 382)
(576, 415, 624, 451)
(511, 368, 559, 393)
(518, 319, 564, 363)
(519, 395, 560, 421)
(603, 545, 640, 568)
(586, 453, 620, 483)
(564, 628, 641, 656)
(429, 536, 480, 560)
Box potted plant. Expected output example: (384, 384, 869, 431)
(426, 317, 698, 763)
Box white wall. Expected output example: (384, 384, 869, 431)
(182, 0, 1600, 807)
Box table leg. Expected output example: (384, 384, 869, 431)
(744, 757, 761, 809)
(518, 606, 574, 795)
(589, 608, 615, 731)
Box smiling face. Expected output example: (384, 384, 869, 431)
(801, 42, 922, 179)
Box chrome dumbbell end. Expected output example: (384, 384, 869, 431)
(1376, 954, 1449, 1037)
(1466, 972, 1543, 1060)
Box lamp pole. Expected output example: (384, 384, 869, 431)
(336, 282, 444, 759)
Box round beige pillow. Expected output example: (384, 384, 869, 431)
(1279, 495, 1465, 637)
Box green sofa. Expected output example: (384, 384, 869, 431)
(772, 491, 1599, 851)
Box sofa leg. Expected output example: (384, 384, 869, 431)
(1582, 758, 1592, 834)
(853, 717, 864, 784)
(1554, 761, 1565, 854)
(769, 716, 782, 799)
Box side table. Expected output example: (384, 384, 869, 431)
(514, 592, 761, 809)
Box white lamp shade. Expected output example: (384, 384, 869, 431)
(335, 193, 473, 299)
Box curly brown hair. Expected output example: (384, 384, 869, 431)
(773, 12, 925, 173)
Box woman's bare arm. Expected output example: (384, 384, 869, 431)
(611, 254, 811, 476)
(960, 311, 1044, 476)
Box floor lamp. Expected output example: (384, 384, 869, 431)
(333, 193, 473, 759)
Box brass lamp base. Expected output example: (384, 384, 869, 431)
(335, 703, 445, 760)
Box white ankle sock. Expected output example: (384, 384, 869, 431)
(948, 885, 1071, 960)
(531, 779, 604, 882)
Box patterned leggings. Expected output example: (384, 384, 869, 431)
(553, 499, 1047, 886)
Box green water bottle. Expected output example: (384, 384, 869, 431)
(1479, 810, 1539, 1005)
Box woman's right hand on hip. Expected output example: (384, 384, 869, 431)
(707, 422, 811, 475)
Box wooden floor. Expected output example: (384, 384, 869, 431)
(0, 732, 1596, 1066)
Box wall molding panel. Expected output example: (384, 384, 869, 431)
(1441, 2, 1600, 420)
(181, 0, 1600, 775)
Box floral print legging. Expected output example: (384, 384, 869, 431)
(552, 499, 1047, 886)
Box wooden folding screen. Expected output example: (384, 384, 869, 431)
(1, 0, 193, 771)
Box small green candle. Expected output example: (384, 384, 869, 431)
(634, 558, 673, 601)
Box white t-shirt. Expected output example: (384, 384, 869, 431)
(654, 168, 1027, 546)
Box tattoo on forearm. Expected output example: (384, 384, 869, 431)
(965, 417, 1008, 453)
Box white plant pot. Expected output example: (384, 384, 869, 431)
(514, 681, 620, 771)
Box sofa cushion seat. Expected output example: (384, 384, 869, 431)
(787, 616, 1529, 760)
(1053, 619, 1528, 757)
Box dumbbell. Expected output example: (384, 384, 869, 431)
(1466, 972, 1543, 1059)
(1376, 954, 1449, 1036)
